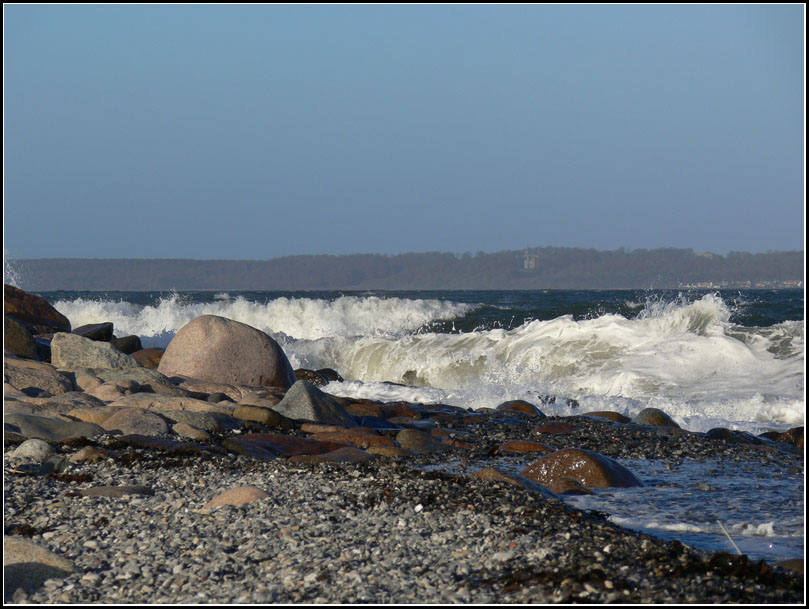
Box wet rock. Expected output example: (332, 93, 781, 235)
(632, 407, 680, 428)
(532, 422, 578, 435)
(310, 430, 395, 450)
(497, 440, 554, 454)
(316, 368, 344, 382)
(395, 429, 449, 455)
(51, 333, 141, 370)
(114, 335, 143, 355)
(201, 486, 270, 511)
(5, 316, 38, 359)
(777, 427, 803, 448)
(520, 447, 644, 490)
(775, 559, 803, 574)
(585, 411, 631, 423)
(290, 447, 375, 464)
(4, 535, 75, 601)
(157, 314, 296, 390)
(71, 322, 114, 342)
(496, 400, 546, 418)
(272, 381, 356, 427)
(4, 285, 71, 334)
(130, 347, 164, 370)
(705, 428, 766, 445)
(294, 368, 329, 387)
(550, 477, 595, 495)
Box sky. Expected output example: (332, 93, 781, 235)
(3, 4, 805, 260)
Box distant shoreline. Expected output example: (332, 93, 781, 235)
(8, 247, 804, 291)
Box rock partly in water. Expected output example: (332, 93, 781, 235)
(294, 368, 329, 387)
(157, 315, 296, 390)
(496, 400, 546, 418)
(395, 428, 450, 455)
(51, 333, 142, 370)
(272, 380, 356, 427)
(520, 447, 644, 491)
(632, 407, 680, 428)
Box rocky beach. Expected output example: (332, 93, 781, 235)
(3, 285, 805, 604)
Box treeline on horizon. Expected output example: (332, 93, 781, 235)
(11, 247, 805, 291)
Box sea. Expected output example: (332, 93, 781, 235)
(27, 288, 807, 563)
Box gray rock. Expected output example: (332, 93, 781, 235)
(271, 380, 356, 427)
(4, 413, 106, 442)
(12, 438, 54, 461)
(395, 428, 449, 455)
(100, 408, 170, 436)
(77, 485, 155, 497)
(3, 355, 75, 396)
(4, 536, 75, 601)
(632, 407, 680, 428)
(51, 333, 142, 370)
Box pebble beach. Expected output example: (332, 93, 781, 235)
(3, 285, 805, 604)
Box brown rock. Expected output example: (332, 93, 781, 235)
(67, 407, 120, 425)
(221, 437, 277, 460)
(157, 315, 296, 390)
(550, 477, 595, 495)
(69, 446, 120, 463)
(777, 426, 804, 448)
(497, 440, 554, 454)
(345, 402, 386, 418)
(86, 379, 142, 402)
(233, 432, 352, 456)
(496, 400, 546, 417)
(72, 322, 114, 342)
(233, 404, 283, 427)
(310, 430, 394, 450)
(470, 467, 524, 487)
(632, 407, 680, 428)
(366, 446, 414, 457)
(775, 558, 803, 574)
(585, 411, 631, 423)
(395, 428, 449, 455)
(171, 422, 211, 441)
(130, 347, 165, 370)
(4, 316, 38, 359)
(520, 448, 644, 490)
(532, 422, 578, 435)
(289, 447, 375, 464)
(200, 486, 269, 511)
(4, 284, 71, 333)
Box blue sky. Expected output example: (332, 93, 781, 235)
(3, 4, 805, 260)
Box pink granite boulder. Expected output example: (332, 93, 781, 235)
(157, 315, 296, 390)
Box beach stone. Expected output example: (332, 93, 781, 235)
(4, 536, 75, 601)
(294, 368, 329, 386)
(69, 446, 120, 463)
(51, 333, 141, 370)
(108, 392, 235, 415)
(71, 322, 114, 342)
(496, 400, 546, 418)
(73, 373, 103, 392)
(4, 413, 106, 442)
(170, 377, 246, 401)
(172, 422, 211, 441)
(497, 440, 554, 454)
(201, 486, 270, 511)
(5, 316, 38, 359)
(310, 430, 395, 450)
(705, 428, 766, 445)
(272, 380, 356, 427)
(4, 285, 71, 333)
(233, 404, 284, 427)
(157, 409, 239, 434)
(67, 407, 120, 425)
(101, 408, 170, 436)
(221, 437, 278, 460)
(20, 391, 107, 414)
(157, 314, 296, 389)
(130, 347, 164, 370)
(520, 448, 644, 490)
(316, 368, 344, 382)
(4, 355, 74, 396)
(77, 485, 154, 497)
(632, 407, 680, 428)
(775, 559, 803, 574)
(114, 335, 143, 355)
(87, 379, 142, 402)
(345, 402, 386, 418)
(290, 447, 375, 464)
(395, 429, 449, 455)
(532, 422, 578, 435)
(232, 432, 352, 456)
(366, 446, 414, 457)
(471, 467, 525, 487)
(12, 438, 54, 461)
(585, 411, 632, 423)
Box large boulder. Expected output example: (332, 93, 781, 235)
(72, 322, 114, 342)
(520, 447, 644, 491)
(157, 315, 295, 390)
(271, 380, 356, 426)
(4, 355, 75, 396)
(3, 285, 71, 334)
(632, 407, 680, 428)
(51, 333, 142, 370)
(4, 536, 75, 602)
